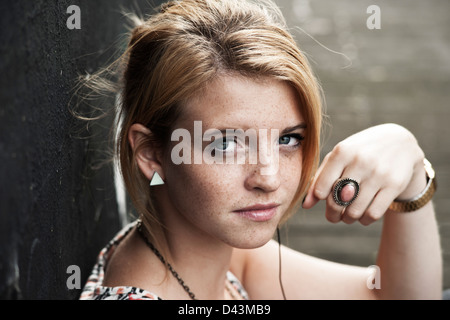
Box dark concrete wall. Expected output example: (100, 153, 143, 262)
(0, 0, 159, 300)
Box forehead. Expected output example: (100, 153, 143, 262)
(178, 74, 304, 130)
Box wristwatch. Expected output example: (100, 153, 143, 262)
(389, 159, 437, 213)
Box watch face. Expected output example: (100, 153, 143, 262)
(389, 159, 436, 213)
(424, 158, 435, 180)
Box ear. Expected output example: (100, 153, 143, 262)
(128, 123, 165, 182)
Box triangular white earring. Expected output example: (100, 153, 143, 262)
(150, 171, 164, 186)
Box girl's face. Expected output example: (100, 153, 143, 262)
(161, 74, 305, 249)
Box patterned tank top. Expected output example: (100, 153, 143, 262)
(80, 220, 250, 300)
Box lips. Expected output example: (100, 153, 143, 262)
(233, 203, 280, 222)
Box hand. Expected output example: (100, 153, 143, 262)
(302, 123, 426, 225)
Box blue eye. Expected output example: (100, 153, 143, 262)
(214, 137, 237, 153)
(279, 134, 304, 147)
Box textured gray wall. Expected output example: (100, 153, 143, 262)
(0, 0, 159, 300)
(275, 0, 450, 290)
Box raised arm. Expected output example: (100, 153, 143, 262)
(302, 123, 442, 299)
(238, 123, 442, 300)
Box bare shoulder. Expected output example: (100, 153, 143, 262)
(103, 229, 165, 289)
(233, 240, 378, 300)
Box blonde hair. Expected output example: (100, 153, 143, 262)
(81, 0, 323, 253)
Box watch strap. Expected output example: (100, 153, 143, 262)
(388, 159, 437, 213)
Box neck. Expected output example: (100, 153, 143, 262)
(166, 229, 233, 299)
(151, 189, 235, 300)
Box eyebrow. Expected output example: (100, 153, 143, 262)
(213, 123, 307, 135)
(281, 123, 307, 135)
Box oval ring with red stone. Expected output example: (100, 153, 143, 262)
(332, 178, 360, 207)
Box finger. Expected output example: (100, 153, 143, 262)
(358, 188, 396, 226)
(302, 154, 330, 209)
(326, 160, 373, 223)
(325, 192, 345, 223)
(313, 152, 349, 201)
(302, 190, 320, 209)
(341, 181, 380, 224)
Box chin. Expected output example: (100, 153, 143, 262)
(233, 240, 272, 250)
(224, 224, 277, 250)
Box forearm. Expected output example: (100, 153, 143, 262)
(303, 124, 443, 299)
(376, 166, 442, 299)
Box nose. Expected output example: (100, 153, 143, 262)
(244, 157, 281, 193)
(243, 128, 281, 192)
